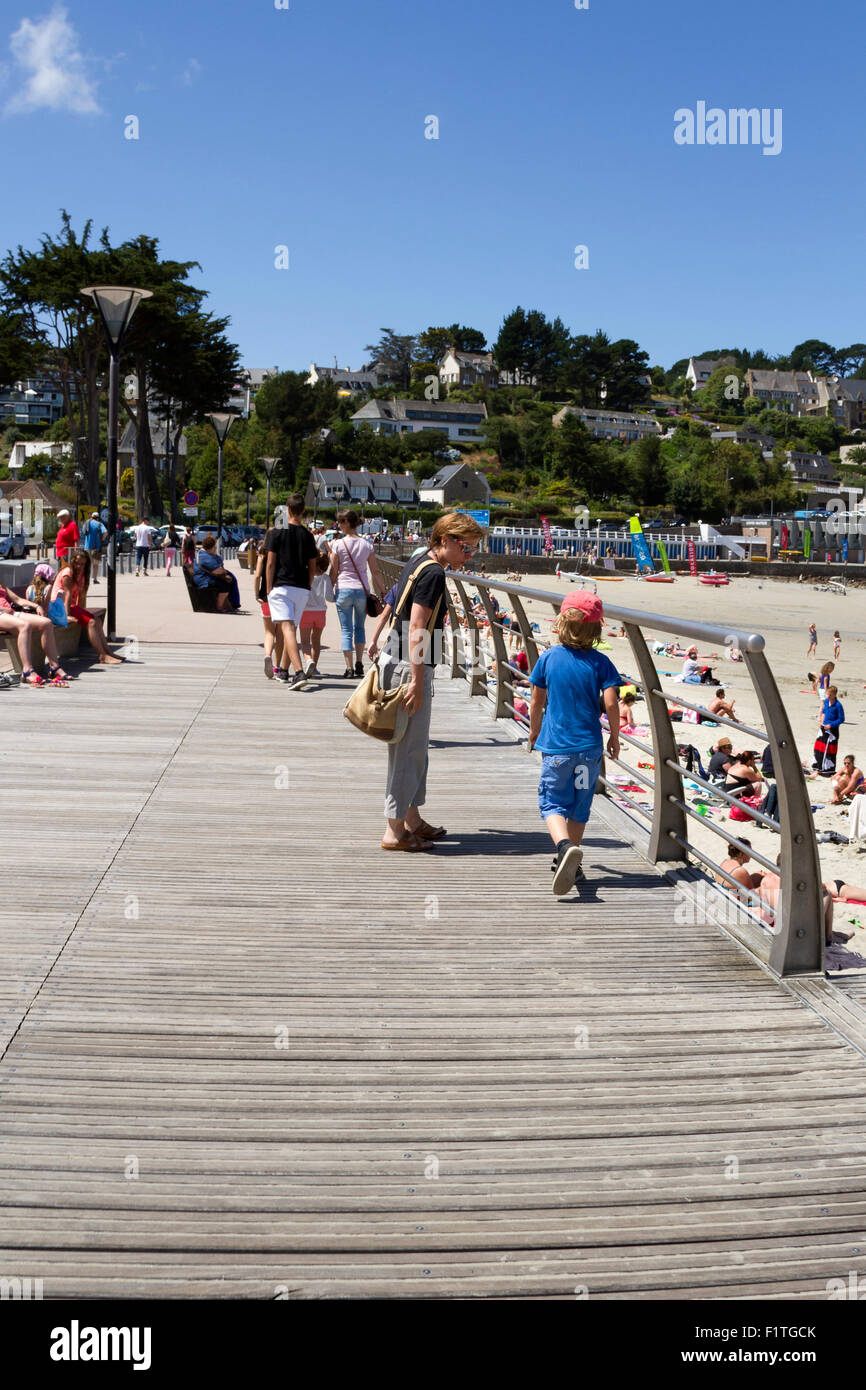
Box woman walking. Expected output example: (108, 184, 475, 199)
(254, 529, 282, 679)
(181, 527, 196, 566)
(329, 509, 386, 678)
(163, 523, 180, 576)
(378, 511, 484, 851)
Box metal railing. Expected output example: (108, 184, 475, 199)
(379, 559, 824, 979)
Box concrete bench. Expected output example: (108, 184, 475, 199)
(2, 607, 105, 675)
(182, 564, 220, 613)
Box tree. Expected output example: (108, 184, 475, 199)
(692, 361, 745, 415)
(149, 308, 241, 516)
(627, 435, 668, 506)
(106, 233, 204, 517)
(494, 307, 567, 387)
(254, 371, 338, 481)
(0, 308, 40, 386)
(363, 329, 417, 388)
(789, 339, 837, 375)
(416, 324, 486, 360)
(602, 337, 652, 408)
(547, 415, 606, 493)
(0, 212, 112, 502)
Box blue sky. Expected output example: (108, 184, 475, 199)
(2, 0, 864, 375)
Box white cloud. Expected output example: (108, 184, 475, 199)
(181, 57, 201, 86)
(5, 5, 101, 115)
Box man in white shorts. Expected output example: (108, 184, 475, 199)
(265, 493, 319, 690)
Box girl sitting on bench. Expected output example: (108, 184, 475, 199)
(51, 550, 124, 665)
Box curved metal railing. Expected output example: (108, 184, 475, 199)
(379, 559, 824, 979)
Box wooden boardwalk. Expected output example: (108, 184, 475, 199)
(4, 642, 866, 1299)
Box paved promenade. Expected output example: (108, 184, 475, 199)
(3, 563, 866, 1297)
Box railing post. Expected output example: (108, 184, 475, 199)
(744, 649, 824, 976)
(442, 585, 462, 679)
(477, 581, 511, 720)
(623, 621, 688, 864)
(450, 578, 486, 696)
(509, 596, 539, 669)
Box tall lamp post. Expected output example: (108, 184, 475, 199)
(260, 457, 278, 525)
(312, 481, 322, 527)
(207, 412, 237, 550)
(80, 285, 152, 639)
(246, 488, 253, 526)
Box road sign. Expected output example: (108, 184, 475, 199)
(455, 508, 490, 527)
(183, 506, 198, 518)
(183, 490, 199, 506)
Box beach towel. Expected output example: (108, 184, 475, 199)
(848, 797, 866, 841)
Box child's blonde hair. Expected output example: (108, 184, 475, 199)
(554, 611, 602, 649)
(33, 573, 51, 603)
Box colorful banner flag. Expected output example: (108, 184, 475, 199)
(686, 538, 698, 576)
(804, 527, 812, 560)
(656, 539, 671, 574)
(540, 515, 554, 553)
(629, 515, 654, 574)
(781, 523, 789, 550)
(842, 535, 849, 563)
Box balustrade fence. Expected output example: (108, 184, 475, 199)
(379, 558, 824, 979)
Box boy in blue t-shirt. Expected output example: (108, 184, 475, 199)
(528, 589, 622, 895)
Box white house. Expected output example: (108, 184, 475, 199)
(419, 462, 491, 507)
(685, 357, 724, 389)
(307, 362, 382, 395)
(552, 406, 661, 442)
(9, 440, 73, 470)
(438, 349, 499, 391)
(351, 397, 488, 444)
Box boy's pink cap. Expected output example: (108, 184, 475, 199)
(561, 588, 603, 622)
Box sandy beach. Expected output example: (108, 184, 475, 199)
(505, 569, 866, 935)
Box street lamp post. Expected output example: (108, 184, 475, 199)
(312, 482, 322, 527)
(80, 285, 152, 638)
(246, 488, 253, 526)
(74, 469, 84, 530)
(164, 398, 174, 522)
(207, 412, 237, 551)
(76, 436, 87, 508)
(260, 457, 278, 528)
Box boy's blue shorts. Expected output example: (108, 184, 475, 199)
(538, 750, 603, 824)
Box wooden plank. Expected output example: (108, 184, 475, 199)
(4, 641, 866, 1297)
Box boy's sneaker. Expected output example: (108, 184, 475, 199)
(288, 669, 308, 691)
(274, 668, 289, 684)
(305, 662, 320, 679)
(552, 845, 583, 896)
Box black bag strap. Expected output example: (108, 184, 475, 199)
(389, 557, 444, 635)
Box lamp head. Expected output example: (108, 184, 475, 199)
(208, 411, 237, 443)
(80, 286, 152, 346)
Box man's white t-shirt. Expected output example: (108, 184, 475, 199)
(132, 524, 153, 548)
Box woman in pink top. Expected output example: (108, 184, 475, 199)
(52, 550, 123, 664)
(328, 509, 385, 678)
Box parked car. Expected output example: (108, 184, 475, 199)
(0, 527, 29, 559)
(193, 524, 233, 545)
